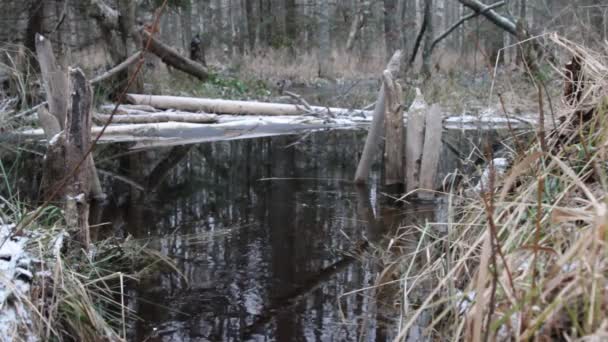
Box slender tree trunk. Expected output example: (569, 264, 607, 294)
(421, 0, 434, 77)
(117, 0, 143, 92)
(25, 1, 45, 69)
(384, 0, 399, 56)
(182, 1, 193, 53)
(285, 0, 297, 50)
(245, 0, 256, 51)
(318, 0, 332, 77)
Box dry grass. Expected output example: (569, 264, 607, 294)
(235, 48, 386, 84)
(382, 35, 608, 341)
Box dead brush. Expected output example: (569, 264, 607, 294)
(237, 48, 385, 84)
(382, 35, 608, 341)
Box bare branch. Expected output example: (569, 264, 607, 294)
(431, 1, 506, 53)
(458, 0, 517, 35)
(90, 51, 142, 84)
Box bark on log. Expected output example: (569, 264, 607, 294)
(141, 29, 209, 80)
(35, 34, 68, 129)
(417, 104, 443, 200)
(126, 94, 372, 117)
(405, 88, 427, 193)
(94, 112, 218, 124)
(65, 68, 93, 249)
(354, 50, 403, 184)
(382, 70, 404, 186)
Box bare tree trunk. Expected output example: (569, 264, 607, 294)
(245, 0, 256, 51)
(384, 0, 400, 55)
(421, 0, 433, 78)
(318, 0, 332, 77)
(285, 0, 297, 51)
(345, 0, 367, 51)
(117, 0, 143, 92)
(182, 1, 193, 53)
(25, 1, 45, 69)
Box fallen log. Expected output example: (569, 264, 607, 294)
(94, 112, 218, 124)
(141, 29, 209, 80)
(99, 104, 159, 113)
(126, 94, 372, 117)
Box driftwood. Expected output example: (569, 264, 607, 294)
(382, 70, 404, 186)
(94, 112, 218, 124)
(354, 50, 402, 184)
(141, 29, 209, 80)
(417, 104, 443, 200)
(126, 94, 372, 117)
(405, 88, 427, 193)
(90, 51, 142, 84)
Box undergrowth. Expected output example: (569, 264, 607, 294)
(383, 35, 608, 341)
(0, 150, 174, 341)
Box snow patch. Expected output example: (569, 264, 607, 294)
(0, 224, 36, 342)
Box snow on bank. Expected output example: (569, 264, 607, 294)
(15, 107, 537, 145)
(0, 224, 35, 342)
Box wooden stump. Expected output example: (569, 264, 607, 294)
(382, 70, 404, 186)
(405, 88, 427, 193)
(36, 34, 104, 202)
(65, 68, 94, 248)
(418, 104, 443, 200)
(354, 50, 402, 184)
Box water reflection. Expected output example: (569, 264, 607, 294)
(2, 127, 508, 341)
(94, 130, 391, 341)
(85, 127, 520, 341)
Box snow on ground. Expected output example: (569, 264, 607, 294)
(0, 224, 36, 342)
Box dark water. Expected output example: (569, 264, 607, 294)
(3, 127, 518, 341)
(89, 127, 517, 342)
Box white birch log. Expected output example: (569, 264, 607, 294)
(94, 112, 218, 124)
(126, 94, 372, 117)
